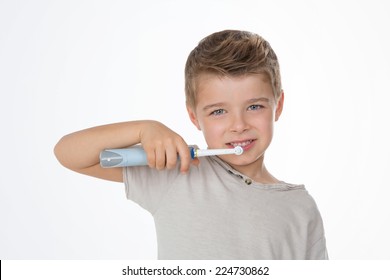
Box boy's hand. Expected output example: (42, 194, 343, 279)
(139, 121, 198, 173)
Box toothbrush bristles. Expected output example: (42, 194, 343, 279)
(234, 146, 244, 155)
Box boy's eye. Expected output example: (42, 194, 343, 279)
(210, 109, 226, 116)
(248, 104, 264, 111)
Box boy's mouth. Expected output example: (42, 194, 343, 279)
(227, 139, 255, 150)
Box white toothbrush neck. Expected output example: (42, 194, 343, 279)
(195, 147, 242, 157)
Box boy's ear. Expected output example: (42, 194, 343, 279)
(186, 104, 202, 130)
(275, 90, 284, 122)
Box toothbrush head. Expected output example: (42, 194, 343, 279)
(234, 146, 244, 155)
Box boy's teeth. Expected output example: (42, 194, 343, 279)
(231, 140, 252, 147)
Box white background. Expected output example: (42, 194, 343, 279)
(1, 0, 389, 259)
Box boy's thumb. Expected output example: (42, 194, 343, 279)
(191, 158, 200, 166)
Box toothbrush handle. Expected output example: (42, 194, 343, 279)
(100, 146, 196, 168)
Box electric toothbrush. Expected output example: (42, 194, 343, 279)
(100, 146, 244, 168)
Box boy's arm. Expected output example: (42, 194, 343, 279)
(54, 120, 193, 182)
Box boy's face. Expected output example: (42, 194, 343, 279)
(187, 73, 284, 172)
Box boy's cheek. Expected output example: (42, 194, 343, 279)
(202, 128, 226, 146)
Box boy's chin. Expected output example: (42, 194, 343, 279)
(218, 154, 262, 167)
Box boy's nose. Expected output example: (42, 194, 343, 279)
(229, 113, 249, 133)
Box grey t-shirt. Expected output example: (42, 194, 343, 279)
(123, 156, 328, 260)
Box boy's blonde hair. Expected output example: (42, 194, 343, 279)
(185, 30, 282, 109)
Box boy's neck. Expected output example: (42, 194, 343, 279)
(229, 156, 280, 184)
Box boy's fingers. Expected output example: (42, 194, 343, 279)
(145, 147, 156, 168)
(177, 144, 191, 173)
(155, 147, 166, 170)
(165, 145, 178, 169)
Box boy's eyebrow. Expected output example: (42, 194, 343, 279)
(202, 102, 226, 111)
(202, 97, 271, 111)
(247, 97, 271, 103)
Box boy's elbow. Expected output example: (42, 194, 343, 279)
(54, 136, 75, 170)
(53, 136, 98, 174)
(53, 137, 67, 167)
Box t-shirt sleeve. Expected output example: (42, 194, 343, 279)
(306, 236, 328, 259)
(122, 164, 181, 214)
(304, 194, 329, 260)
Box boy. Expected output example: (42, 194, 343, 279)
(54, 30, 328, 259)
